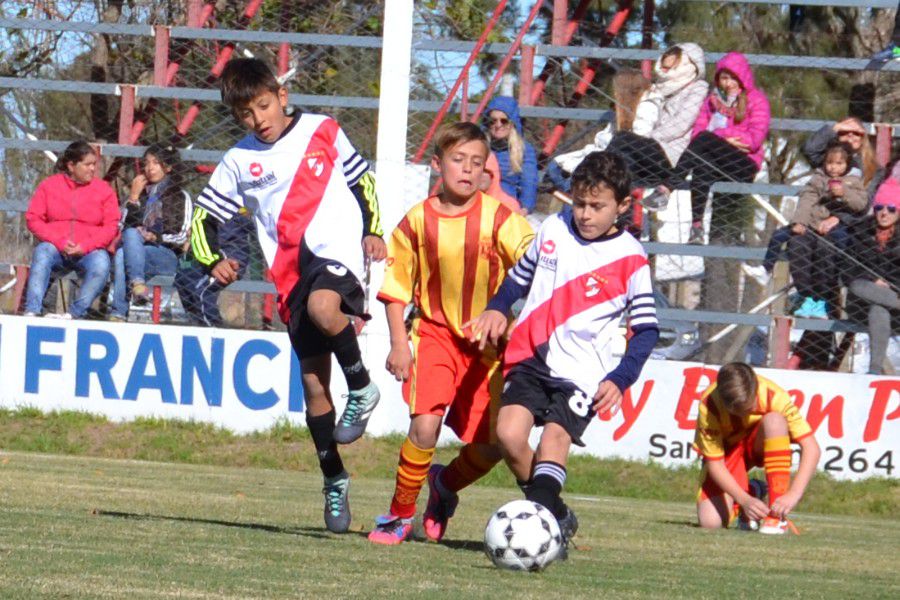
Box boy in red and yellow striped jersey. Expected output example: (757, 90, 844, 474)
(694, 362, 820, 534)
(368, 122, 534, 545)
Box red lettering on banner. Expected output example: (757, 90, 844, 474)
(804, 394, 844, 439)
(598, 379, 654, 440)
(864, 380, 900, 443)
(789, 389, 804, 409)
(674, 366, 717, 430)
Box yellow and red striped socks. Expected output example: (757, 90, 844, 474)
(389, 438, 435, 519)
(440, 443, 501, 493)
(763, 435, 792, 507)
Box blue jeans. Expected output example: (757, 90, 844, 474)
(111, 227, 178, 317)
(25, 242, 111, 317)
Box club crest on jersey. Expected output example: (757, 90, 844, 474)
(538, 239, 558, 270)
(584, 271, 607, 298)
(304, 150, 327, 178)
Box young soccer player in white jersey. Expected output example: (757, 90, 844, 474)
(190, 58, 385, 533)
(470, 151, 660, 553)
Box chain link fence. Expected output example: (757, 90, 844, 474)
(2, 0, 899, 371)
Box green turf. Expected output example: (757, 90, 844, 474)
(0, 452, 897, 599)
(0, 408, 896, 519)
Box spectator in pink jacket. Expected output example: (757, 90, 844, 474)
(24, 141, 120, 319)
(643, 52, 771, 243)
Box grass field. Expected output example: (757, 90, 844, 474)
(0, 451, 897, 599)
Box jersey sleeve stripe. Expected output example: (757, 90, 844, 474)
(190, 208, 220, 265)
(203, 185, 242, 209)
(194, 196, 231, 222)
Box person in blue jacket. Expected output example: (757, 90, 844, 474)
(484, 96, 538, 214)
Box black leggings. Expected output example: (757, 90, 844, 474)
(670, 131, 758, 225)
(606, 131, 673, 188)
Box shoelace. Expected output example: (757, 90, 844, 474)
(340, 395, 364, 425)
(323, 484, 346, 516)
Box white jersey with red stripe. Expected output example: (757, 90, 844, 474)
(504, 213, 658, 396)
(194, 113, 367, 317)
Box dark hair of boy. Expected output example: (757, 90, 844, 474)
(823, 139, 853, 176)
(433, 121, 489, 158)
(55, 140, 95, 173)
(220, 58, 282, 114)
(570, 151, 632, 203)
(716, 362, 759, 414)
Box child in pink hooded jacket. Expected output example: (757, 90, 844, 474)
(644, 52, 770, 244)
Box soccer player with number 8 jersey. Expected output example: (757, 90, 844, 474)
(471, 151, 660, 554)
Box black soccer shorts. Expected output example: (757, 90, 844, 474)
(501, 368, 594, 447)
(286, 258, 367, 360)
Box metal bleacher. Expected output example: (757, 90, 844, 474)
(0, 1, 897, 370)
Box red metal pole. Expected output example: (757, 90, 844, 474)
(529, 0, 593, 107)
(641, 0, 655, 79)
(153, 26, 170, 86)
(552, 0, 568, 46)
(519, 44, 535, 107)
(469, 0, 544, 124)
(277, 0, 291, 76)
(13, 265, 29, 314)
(540, 1, 634, 158)
(412, 0, 509, 163)
(875, 124, 893, 167)
(118, 85, 135, 146)
(173, 0, 265, 140)
(129, 2, 214, 144)
(771, 316, 792, 369)
(152, 285, 162, 324)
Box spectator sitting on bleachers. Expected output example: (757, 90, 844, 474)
(23, 141, 120, 319)
(483, 96, 539, 214)
(109, 144, 191, 321)
(643, 52, 771, 244)
(174, 209, 255, 327)
(549, 68, 664, 193)
(606, 43, 708, 189)
(802, 116, 883, 201)
(786, 140, 868, 319)
(848, 177, 900, 375)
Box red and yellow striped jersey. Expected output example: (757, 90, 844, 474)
(378, 192, 534, 339)
(694, 375, 813, 460)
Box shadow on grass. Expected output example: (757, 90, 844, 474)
(92, 509, 333, 540)
(341, 527, 484, 553)
(655, 519, 697, 528)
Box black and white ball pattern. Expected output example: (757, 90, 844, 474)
(484, 500, 563, 572)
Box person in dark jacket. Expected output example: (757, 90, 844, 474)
(174, 210, 255, 326)
(110, 144, 191, 320)
(848, 178, 900, 375)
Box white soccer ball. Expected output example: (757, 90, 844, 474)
(484, 499, 563, 572)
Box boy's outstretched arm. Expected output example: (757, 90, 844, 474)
(191, 207, 240, 285)
(770, 435, 820, 519)
(468, 272, 531, 350)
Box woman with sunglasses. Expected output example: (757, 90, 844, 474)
(483, 96, 538, 215)
(848, 177, 900, 375)
(802, 117, 883, 201)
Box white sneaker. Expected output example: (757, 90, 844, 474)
(23, 311, 39, 317)
(758, 516, 789, 535)
(46, 313, 73, 320)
